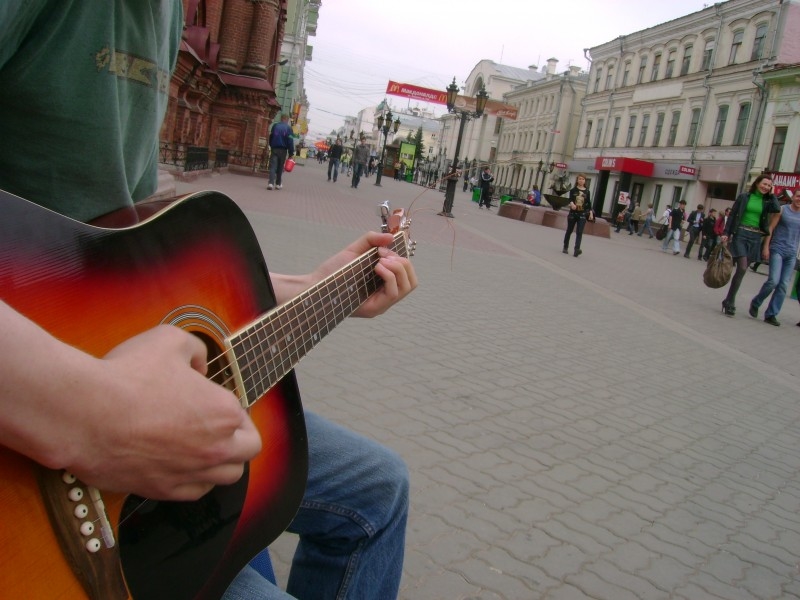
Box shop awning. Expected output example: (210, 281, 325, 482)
(594, 156, 654, 177)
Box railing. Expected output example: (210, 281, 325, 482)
(158, 143, 268, 173)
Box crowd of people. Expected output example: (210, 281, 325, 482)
(612, 174, 800, 327)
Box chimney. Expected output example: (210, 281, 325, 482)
(528, 64, 538, 72)
(569, 65, 581, 76)
(546, 58, 559, 75)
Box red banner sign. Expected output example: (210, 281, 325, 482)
(768, 171, 799, 196)
(386, 81, 447, 105)
(678, 165, 697, 176)
(385, 81, 518, 120)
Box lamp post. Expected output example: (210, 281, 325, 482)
(536, 159, 556, 194)
(439, 78, 489, 218)
(374, 110, 400, 187)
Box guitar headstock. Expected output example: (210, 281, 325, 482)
(379, 201, 416, 257)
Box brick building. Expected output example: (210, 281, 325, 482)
(160, 0, 288, 173)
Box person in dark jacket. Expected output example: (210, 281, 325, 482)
(327, 137, 344, 182)
(720, 174, 781, 316)
(479, 166, 494, 209)
(562, 174, 594, 257)
(267, 114, 295, 190)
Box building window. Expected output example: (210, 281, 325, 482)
(702, 39, 715, 70)
(687, 108, 701, 146)
(594, 68, 603, 93)
(610, 116, 621, 147)
(622, 62, 631, 86)
(650, 54, 661, 81)
(666, 111, 680, 146)
(729, 30, 744, 65)
(665, 50, 676, 78)
(626, 115, 637, 146)
(681, 45, 693, 76)
(768, 127, 787, 171)
(653, 184, 663, 214)
(637, 56, 647, 83)
(652, 112, 665, 147)
(639, 113, 650, 146)
(752, 23, 768, 61)
(733, 102, 751, 145)
(712, 105, 729, 145)
(672, 186, 683, 206)
(583, 120, 593, 147)
(594, 118, 605, 147)
(605, 68, 614, 90)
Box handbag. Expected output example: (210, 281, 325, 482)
(655, 224, 667, 240)
(703, 244, 733, 288)
(284, 157, 296, 173)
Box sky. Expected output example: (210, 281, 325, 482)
(303, 0, 710, 140)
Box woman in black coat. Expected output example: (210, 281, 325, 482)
(562, 174, 594, 257)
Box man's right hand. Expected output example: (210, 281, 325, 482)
(0, 304, 262, 502)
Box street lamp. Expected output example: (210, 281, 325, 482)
(439, 78, 489, 218)
(536, 159, 556, 193)
(374, 110, 401, 187)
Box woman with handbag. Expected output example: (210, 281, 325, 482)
(747, 188, 800, 325)
(720, 174, 781, 316)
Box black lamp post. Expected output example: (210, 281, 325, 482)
(439, 78, 489, 218)
(374, 110, 400, 187)
(537, 159, 556, 193)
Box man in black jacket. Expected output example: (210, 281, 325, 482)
(327, 138, 344, 182)
(479, 166, 494, 209)
(683, 204, 705, 258)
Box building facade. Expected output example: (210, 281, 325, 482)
(572, 0, 800, 218)
(438, 60, 544, 180)
(161, 0, 288, 173)
(273, 0, 320, 139)
(495, 64, 587, 199)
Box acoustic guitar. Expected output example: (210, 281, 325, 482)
(0, 189, 410, 599)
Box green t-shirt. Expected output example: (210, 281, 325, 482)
(741, 193, 764, 228)
(0, 1, 182, 222)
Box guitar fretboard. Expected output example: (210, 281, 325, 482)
(229, 233, 407, 405)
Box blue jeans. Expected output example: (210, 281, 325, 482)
(662, 228, 680, 253)
(328, 159, 339, 181)
(638, 217, 654, 237)
(269, 148, 288, 186)
(223, 412, 409, 599)
(351, 163, 365, 188)
(751, 248, 798, 318)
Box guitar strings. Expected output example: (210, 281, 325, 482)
(207, 233, 403, 391)
(204, 243, 389, 401)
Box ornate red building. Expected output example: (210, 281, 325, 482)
(161, 0, 287, 172)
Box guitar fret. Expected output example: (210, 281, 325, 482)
(230, 232, 407, 406)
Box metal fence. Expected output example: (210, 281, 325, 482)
(158, 143, 268, 173)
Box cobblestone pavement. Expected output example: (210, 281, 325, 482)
(178, 162, 800, 599)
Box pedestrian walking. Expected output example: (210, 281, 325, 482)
(748, 189, 800, 326)
(699, 208, 718, 260)
(479, 166, 494, 209)
(661, 200, 687, 255)
(720, 174, 781, 316)
(327, 137, 343, 182)
(637, 203, 655, 238)
(628, 202, 642, 235)
(562, 174, 594, 257)
(267, 113, 294, 191)
(350, 136, 369, 189)
(683, 204, 705, 258)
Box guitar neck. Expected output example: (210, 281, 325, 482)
(229, 232, 407, 406)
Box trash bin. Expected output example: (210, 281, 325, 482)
(472, 188, 481, 203)
(500, 195, 512, 205)
(405, 170, 413, 182)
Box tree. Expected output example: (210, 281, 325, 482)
(412, 126, 425, 170)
